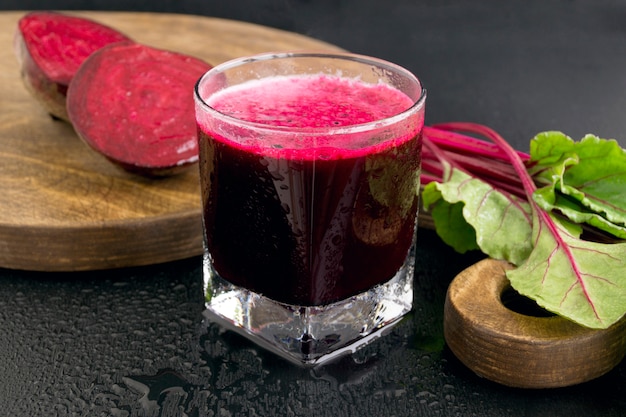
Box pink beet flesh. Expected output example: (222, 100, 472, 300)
(67, 42, 212, 176)
(17, 11, 131, 85)
(15, 11, 131, 120)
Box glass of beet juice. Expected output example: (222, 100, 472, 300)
(194, 52, 426, 365)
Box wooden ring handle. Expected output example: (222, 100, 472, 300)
(443, 258, 626, 388)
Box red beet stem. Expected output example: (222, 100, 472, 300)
(422, 124, 531, 198)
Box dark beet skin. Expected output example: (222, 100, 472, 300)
(67, 41, 212, 176)
(14, 11, 131, 121)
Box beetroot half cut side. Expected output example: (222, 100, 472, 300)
(14, 11, 132, 121)
(66, 41, 213, 176)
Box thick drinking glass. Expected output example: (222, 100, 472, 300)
(194, 52, 426, 365)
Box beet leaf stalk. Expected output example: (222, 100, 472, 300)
(422, 122, 626, 329)
(421, 125, 534, 265)
(422, 126, 529, 199)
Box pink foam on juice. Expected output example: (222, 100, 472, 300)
(202, 75, 416, 158)
(208, 75, 411, 126)
(198, 74, 422, 306)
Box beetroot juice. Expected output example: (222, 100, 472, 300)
(196, 74, 424, 306)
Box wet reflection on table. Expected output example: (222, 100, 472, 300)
(1, 229, 624, 416)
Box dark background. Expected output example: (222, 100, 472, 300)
(2, 1, 626, 416)
(4, 0, 626, 148)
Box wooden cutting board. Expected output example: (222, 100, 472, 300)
(0, 11, 344, 271)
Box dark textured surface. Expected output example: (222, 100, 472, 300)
(3, 1, 626, 416)
(3, 230, 624, 416)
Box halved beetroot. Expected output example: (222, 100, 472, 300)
(14, 11, 131, 121)
(66, 41, 212, 176)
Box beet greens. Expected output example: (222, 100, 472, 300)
(422, 123, 626, 329)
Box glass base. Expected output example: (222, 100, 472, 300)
(202, 250, 414, 366)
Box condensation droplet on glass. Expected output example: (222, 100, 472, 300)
(270, 171, 285, 181)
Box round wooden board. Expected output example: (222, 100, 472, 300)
(0, 11, 344, 271)
(444, 259, 626, 388)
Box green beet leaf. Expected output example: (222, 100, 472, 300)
(529, 132, 626, 235)
(366, 153, 420, 217)
(422, 161, 533, 265)
(421, 123, 626, 330)
(422, 184, 479, 253)
(534, 188, 626, 238)
(507, 210, 626, 329)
